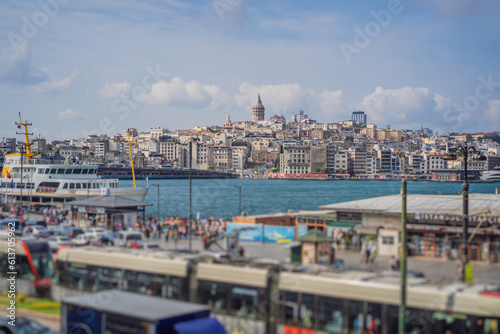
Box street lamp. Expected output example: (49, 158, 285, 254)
(153, 182, 160, 222)
(188, 139, 192, 251)
(443, 140, 486, 282)
(234, 184, 241, 215)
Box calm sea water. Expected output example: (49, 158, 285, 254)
(120, 179, 500, 220)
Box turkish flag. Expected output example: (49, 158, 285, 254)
(6, 171, 11, 179)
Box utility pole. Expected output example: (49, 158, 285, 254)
(155, 182, 160, 222)
(189, 139, 192, 251)
(399, 180, 407, 334)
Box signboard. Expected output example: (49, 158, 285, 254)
(465, 263, 474, 285)
(297, 224, 308, 238)
(263, 225, 294, 243)
(226, 223, 262, 242)
(101, 188, 110, 196)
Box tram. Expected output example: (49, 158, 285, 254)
(53, 247, 500, 334)
(0, 239, 53, 295)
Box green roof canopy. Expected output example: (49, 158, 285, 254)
(299, 229, 330, 242)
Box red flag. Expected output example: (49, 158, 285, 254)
(6, 171, 11, 179)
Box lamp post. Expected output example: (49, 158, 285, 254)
(443, 141, 486, 282)
(153, 182, 160, 222)
(188, 139, 192, 251)
(234, 184, 241, 215)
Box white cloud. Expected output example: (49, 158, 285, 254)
(235, 83, 344, 121)
(484, 99, 500, 128)
(142, 77, 224, 108)
(434, 94, 453, 111)
(33, 68, 80, 92)
(235, 83, 307, 116)
(356, 86, 433, 127)
(58, 108, 79, 121)
(99, 81, 131, 99)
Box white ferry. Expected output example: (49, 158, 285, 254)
(481, 170, 500, 182)
(0, 115, 148, 205)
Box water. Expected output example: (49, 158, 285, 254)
(120, 179, 500, 220)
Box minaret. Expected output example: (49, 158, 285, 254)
(252, 93, 265, 122)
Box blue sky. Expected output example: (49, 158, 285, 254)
(0, 0, 499, 141)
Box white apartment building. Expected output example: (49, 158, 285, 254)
(95, 141, 109, 158)
(423, 153, 447, 173)
(334, 151, 349, 174)
(280, 146, 311, 174)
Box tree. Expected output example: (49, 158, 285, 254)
(465, 134, 473, 142)
(46, 144, 53, 152)
(275, 156, 280, 168)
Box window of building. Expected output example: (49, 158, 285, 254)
(382, 236, 394, 245)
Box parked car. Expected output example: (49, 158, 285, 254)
(115, 231, 143, 247)
(0, 219, 22, 236)
(73, 234, 96, 246)
(25, 220, 47, 228)
(54, 225, 84, 238)
(90, 232, 115, 246)
(23, 225, 50, 239)
(46, 236, 74, 252)
(84, 228, 107, 238)
(0, 316, 57, 334)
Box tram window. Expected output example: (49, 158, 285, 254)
(348, 300, 364, 333)
(431, 311, 470, 334)
(68, 264, 89, 291)
(198, 281, 228, 314)
(281, 291, 299, 325)
(63, 183, 68, 189)
(31, 251, 53, 279)
(386, 305, 399, 334)
(318, 296, 344, 333)
(230, 287, 259, 318)
(17, 255, 35, 280)
(482, 319, 498, 334)
(168, 276, 182, 299)
(300, 293, 315, 329)
(111, 269, 123, 289)
(54, 261, 66, 285)
(366, 303, 382, 334)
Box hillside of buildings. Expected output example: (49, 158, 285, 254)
(2, 106, 500, 181)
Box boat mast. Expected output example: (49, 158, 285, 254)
(128, 130, 136, 188)
(15, 112, 37, 161)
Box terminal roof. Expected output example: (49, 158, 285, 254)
(62, 290, 209, 322)
(319, 194, 500, 217)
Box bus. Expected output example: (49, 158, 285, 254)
(53, 247, 500, 334)
(0, 238, 53, 296)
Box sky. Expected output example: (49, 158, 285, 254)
(0, 0, 499, 141)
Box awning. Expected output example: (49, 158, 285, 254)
(173, 317, 227, 334)
(353, 225, 380, 235)
(327, 221, 359, 229)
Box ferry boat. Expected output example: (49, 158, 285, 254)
(0, 115, 148, 205)
(481, 170, 500, 182)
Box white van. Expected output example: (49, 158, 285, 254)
(116, 231, 143, 247)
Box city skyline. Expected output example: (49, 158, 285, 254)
(1, 0, 500, 141)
